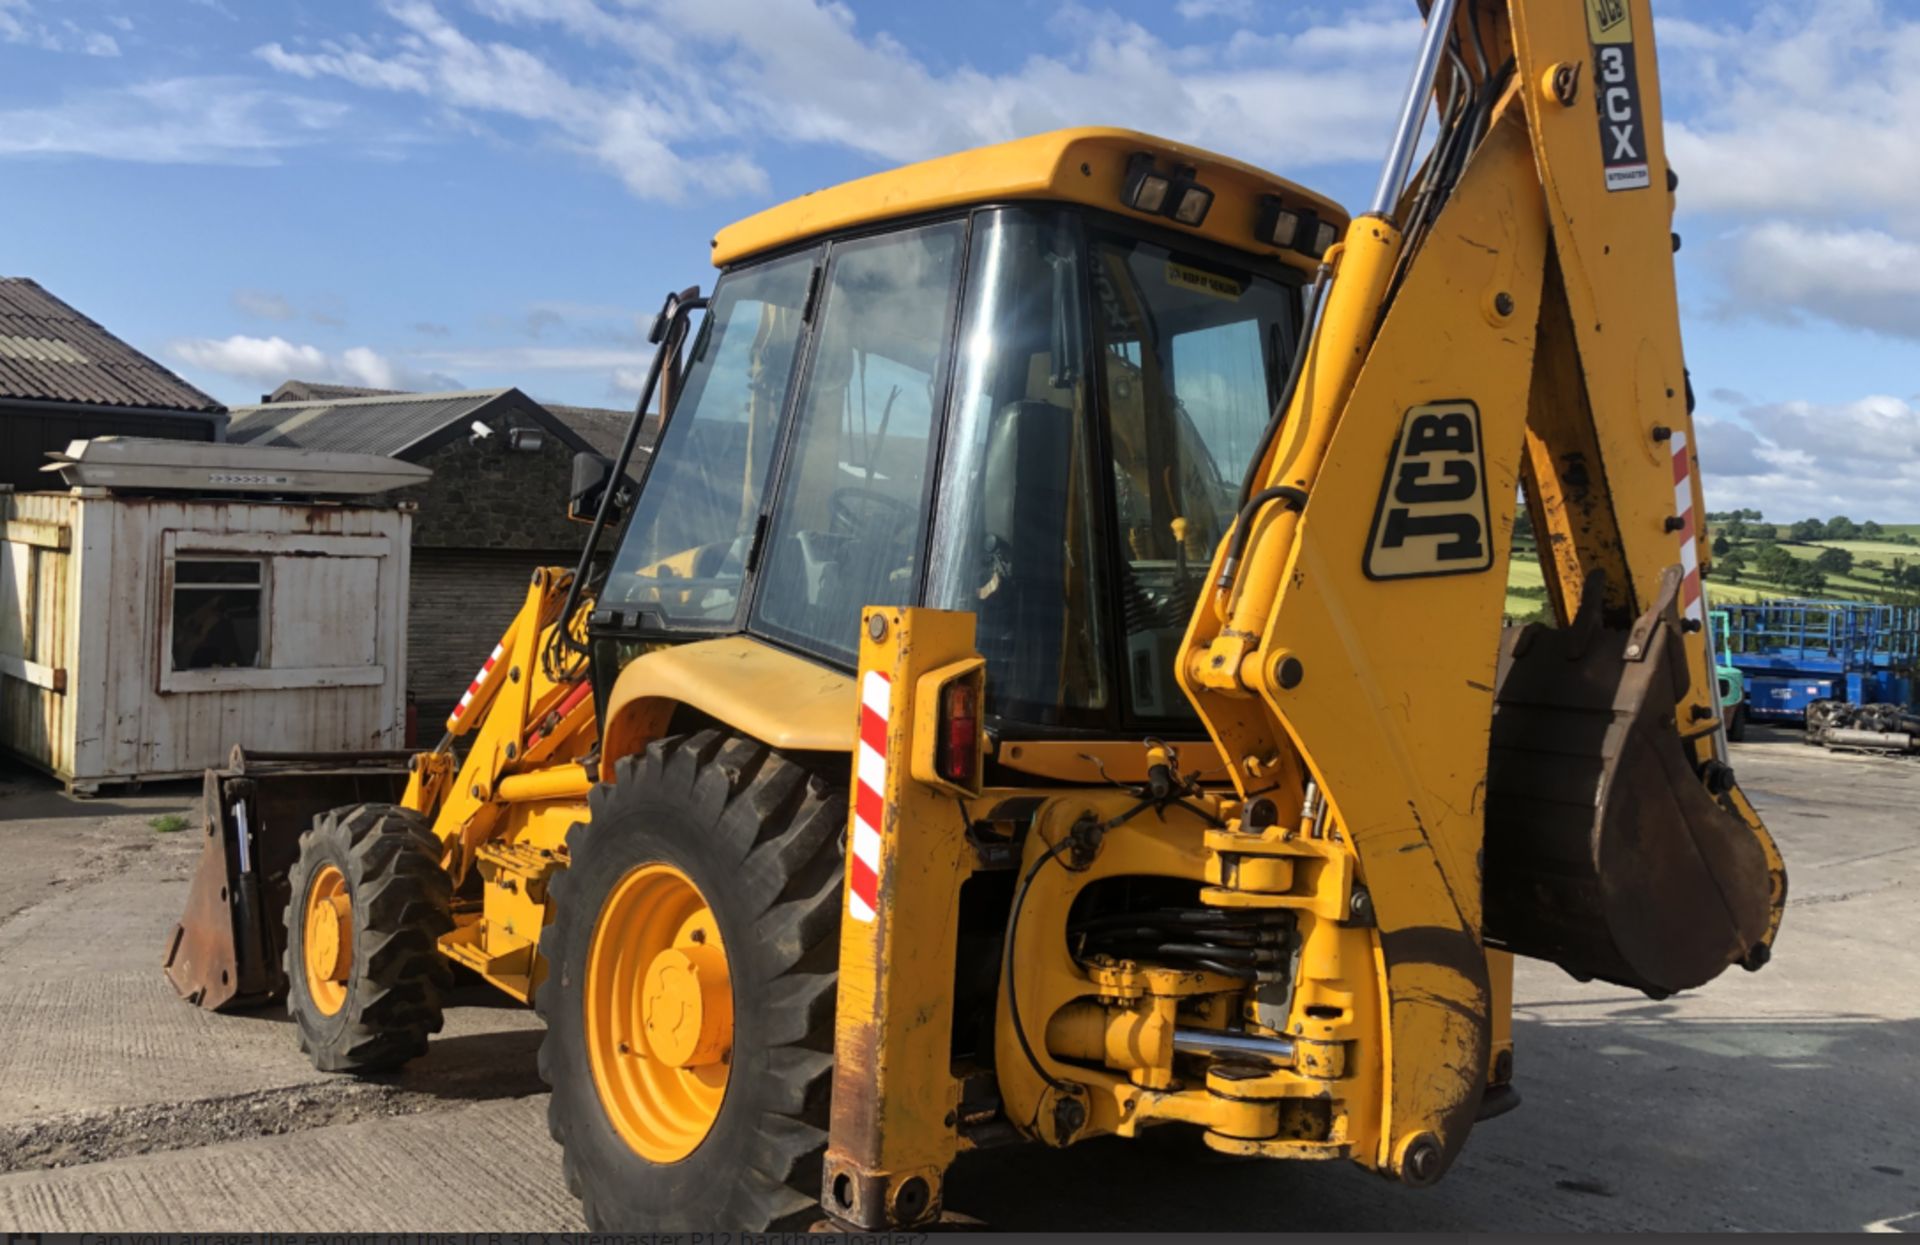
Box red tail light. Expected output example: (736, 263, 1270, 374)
(940, 680, 978, 784)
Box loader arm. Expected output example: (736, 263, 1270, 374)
(1173, 0, 1785, 1182)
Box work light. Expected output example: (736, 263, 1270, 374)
(1172, 181, 1214, 226)
(1256, 195, 1336, 259)
(1122, 153, 1172, 214)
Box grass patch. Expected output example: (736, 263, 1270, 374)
(149, 813, 190, 834)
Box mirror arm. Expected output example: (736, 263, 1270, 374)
(554, 285, 706, 658)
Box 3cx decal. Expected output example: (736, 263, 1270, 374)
(1364, 400, 1493, 580)
(1587, 0, 1650, 191)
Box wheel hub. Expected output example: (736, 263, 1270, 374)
(312, 897, 349, 981)
(585, 862, 735, 1161)
(642, 943, 732, 1068)
(301, 864, 352, 1015)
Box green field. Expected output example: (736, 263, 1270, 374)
(1776, 540, 1917, 562)
(1504, 557, 1547, 619)
(1503, 523, 1920, 619)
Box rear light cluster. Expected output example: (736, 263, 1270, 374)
(938, 680, 978, 785)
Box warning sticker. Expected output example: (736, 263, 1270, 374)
(1586, 0, 1649, 191)
(1363, 400, 1493, 580)
(1164, 261, 1242, 301)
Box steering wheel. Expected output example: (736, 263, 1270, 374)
(829, 486, 918, 538)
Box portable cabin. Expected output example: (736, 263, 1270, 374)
(1, 438, 424, 793)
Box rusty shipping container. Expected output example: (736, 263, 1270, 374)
(1, 488, 412, 793)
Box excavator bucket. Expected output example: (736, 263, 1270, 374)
(1484, 569, 1777, 997)
(162, 747, 413, 1011)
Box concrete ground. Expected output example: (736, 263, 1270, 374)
(0, 728, 1915, 1232)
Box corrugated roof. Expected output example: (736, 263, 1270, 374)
(228, 389, 517, 457)
(540, 401, 657, 461)
(265, 379, 408, 404)
(0, 277, 224, 413)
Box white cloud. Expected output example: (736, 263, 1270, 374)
(170, 335, 331, 384)
(232, 289, 297, 322)
(1717, 223, 1920, 340)
(254, 1, 766, 199)
(1694, 396, 1920, 522)
(168, 334, 458, 392)
(1175, 0, 1257, 21)
(1, 0, 122, 55)
(415, 344, 652, 372)
(0, 77, 345, 165)
(1648, 5, 1920, 340)
(609, 366, 652, 395)
(253, 0, 1421, 202)
(256, 40, 431, 93)
(1659, 2, 1920, 221)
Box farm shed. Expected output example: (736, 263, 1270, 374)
(0, 277, 226, 491)
(227, 386, 620, 724)
(1, 441, 421, 794)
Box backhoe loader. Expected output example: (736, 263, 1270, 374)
(165, 0, 1785, 1228)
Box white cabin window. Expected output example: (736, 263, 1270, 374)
(170, 558, 265, 671)
(158, 530, 392, 695)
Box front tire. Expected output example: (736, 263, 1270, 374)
(285, 803, 454, 1072)
(538, 731, 845, 1230)
(1726, 702, 1748, 742)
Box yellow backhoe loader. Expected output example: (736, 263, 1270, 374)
(165, 0, 1785, 1228)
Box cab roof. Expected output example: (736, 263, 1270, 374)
(710, 127, 1349, 272)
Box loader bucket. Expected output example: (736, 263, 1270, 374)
(1484, 569, 1778, 997)
(162, 747, 413, 1011)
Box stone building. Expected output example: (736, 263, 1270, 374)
(227, 385, 642, 727)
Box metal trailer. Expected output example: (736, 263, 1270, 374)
(1718, 600, 1919, 723)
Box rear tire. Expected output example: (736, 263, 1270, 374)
(537, 731, 845, 1230)
(285, 803, 454, 1073)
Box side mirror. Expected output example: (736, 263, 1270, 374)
(568, 451, 621, 524)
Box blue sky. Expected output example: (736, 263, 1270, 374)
(4, 0, 1917, 518)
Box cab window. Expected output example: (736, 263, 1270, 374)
(926, 208, 1112, 724)
(749, 221, 965, 664)
(1090, 233, 1297, 720)
(602, 250, 815, 623)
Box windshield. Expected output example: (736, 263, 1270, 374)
(602, 249, 816, 622)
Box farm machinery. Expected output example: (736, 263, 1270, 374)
(164, 0, 1785, 1229)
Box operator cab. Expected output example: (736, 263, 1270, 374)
(594, 129, 1345, 747)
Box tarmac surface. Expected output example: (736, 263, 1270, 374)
(0, 727, 1915, 1232)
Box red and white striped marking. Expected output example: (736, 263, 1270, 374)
(1671, 429, 1707, 626)
(447, 642, 505, 731)
(848, 669, 891, 924)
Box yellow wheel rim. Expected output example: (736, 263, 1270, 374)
(302, 863, 351, 1016)
(586, 862, 733, 1163)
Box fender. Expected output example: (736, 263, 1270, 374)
(599, 635, 856, 779)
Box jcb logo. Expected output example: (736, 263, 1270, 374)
(1364, 400, 1492, 580)
(1588, 0, 1627, 37)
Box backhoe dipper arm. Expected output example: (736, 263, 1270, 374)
(1175, 0, 1785, 1186)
